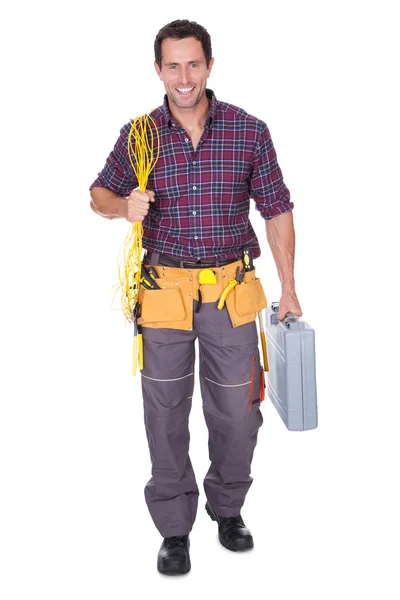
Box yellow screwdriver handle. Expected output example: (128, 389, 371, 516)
(132, 334, 138, 376)
(217, 279, 237, 310)
(138, 333, 144, 370)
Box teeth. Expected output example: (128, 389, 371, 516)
(177, 87, 194, 94)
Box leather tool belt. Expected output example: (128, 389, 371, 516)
(137, 257, 267, 331)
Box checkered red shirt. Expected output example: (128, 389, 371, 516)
(89, 89, 293, 261)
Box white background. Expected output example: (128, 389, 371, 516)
(1, 0, 399, 598)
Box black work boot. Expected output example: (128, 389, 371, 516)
(206, 502, 254, 552)
(157, 535, 191, 575)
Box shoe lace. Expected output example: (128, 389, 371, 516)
(167, 536, 187, 548)
(219, 516, 244, 533)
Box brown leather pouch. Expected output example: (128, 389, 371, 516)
(225, 272, 267, 327)
(137, 278, 193, 330)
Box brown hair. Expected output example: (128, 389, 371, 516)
(154, 19, 212, 68)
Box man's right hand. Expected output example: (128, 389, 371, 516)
(119, 189, 155, 223)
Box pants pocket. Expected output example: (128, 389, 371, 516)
(249, 351, 263, 411)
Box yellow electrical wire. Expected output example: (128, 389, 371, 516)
(115, 113, 160, 374)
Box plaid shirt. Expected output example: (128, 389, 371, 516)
(89, 89, 293, 261)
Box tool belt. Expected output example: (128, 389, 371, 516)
(137, 256, 267, 331)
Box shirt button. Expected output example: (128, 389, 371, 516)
(194, 236, 198, 240)
(193, 161, 196, 164)
(193, 186, 197, 190)
(185, 137, 189, 142)
(192, 211, 197, 215)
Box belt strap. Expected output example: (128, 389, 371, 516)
(144, 251, 236, 268)
(147, 251, 160, 264)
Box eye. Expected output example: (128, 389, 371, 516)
(169, 65, 178, 70)
(190, 63, 198, 68)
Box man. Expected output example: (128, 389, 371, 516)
(89, 19, 302, 576)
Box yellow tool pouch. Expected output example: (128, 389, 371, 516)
(137, 277, 192, 330)
(136, 260, 267, 330)
(225, 271, 268, 328)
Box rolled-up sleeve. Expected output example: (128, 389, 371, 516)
(89, 122, 138, 196)
(249, 124, 294, 220)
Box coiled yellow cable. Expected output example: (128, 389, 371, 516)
(115, 113, 160, 374)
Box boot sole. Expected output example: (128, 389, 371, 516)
(157, 557, 191, 575)
(157, 563, 191, 576)
(205, 502, 254, 552)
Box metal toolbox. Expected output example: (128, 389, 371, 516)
(264, 302, 318, 431)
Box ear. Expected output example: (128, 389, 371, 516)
(206, 57, 215, 78)
(154, 61, 163, 81)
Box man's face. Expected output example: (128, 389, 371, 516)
(154, 37, 214, 110)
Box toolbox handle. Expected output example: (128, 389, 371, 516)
(270, 303, 305, 329)
(284, 312, 298, 320)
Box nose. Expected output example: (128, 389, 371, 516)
(179, 66, 191, 85)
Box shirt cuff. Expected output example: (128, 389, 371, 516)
(255, 199, 294, 220)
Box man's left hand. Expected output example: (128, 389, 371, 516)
(277, 289, 303, 322)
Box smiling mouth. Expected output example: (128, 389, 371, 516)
(176, 87, 195, 95)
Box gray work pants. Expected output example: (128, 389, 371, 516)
(140, 301, 264, 537)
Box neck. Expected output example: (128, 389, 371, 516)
(168, 92, 210, 132)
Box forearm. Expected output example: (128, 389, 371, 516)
(265, 211, 296, 292)
(90, 187, 125, 220)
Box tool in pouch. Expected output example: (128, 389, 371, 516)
(140, 265, 161, 290)
(217, 266, 245, 309)
(217, 245, 254, 309)
(132, 265, 161, 375)
(242, 246, 253, 272)
(132, 302, 143, 372)
(196, 268, 217, 313)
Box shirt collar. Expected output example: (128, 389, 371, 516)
(162, 88, 217, 130)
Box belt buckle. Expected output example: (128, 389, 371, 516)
(184, 259, 208, 268)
